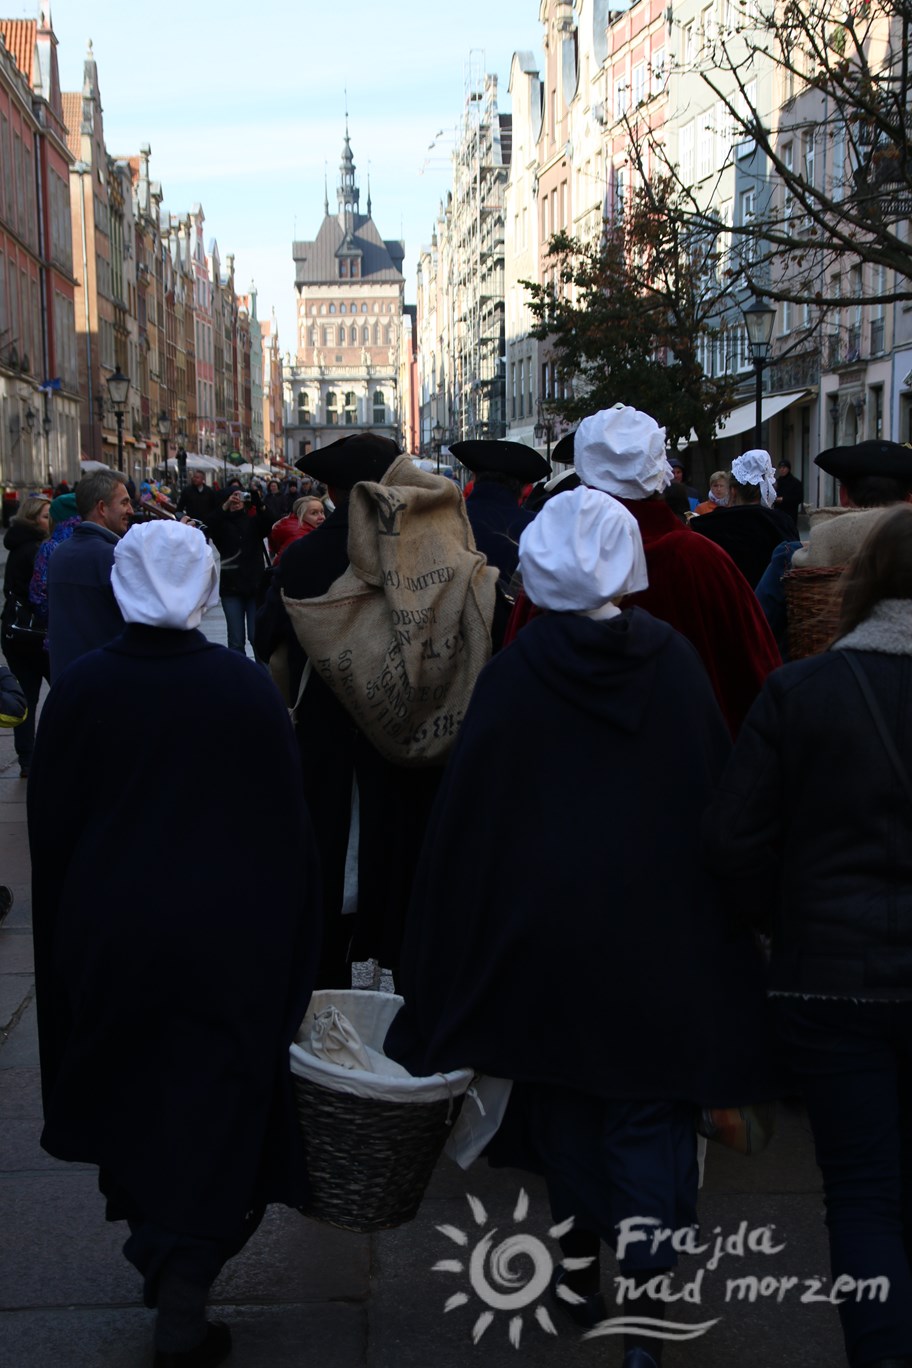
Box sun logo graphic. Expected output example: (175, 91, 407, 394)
(432, 1188, 591, 1348)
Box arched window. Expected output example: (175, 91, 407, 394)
(322, 327, 331, 346)
(325, 391, 339, 426)
(372, 390, 386, 424)
(308, 327, 316, 346)
(298, 392, 311, 423)
(361, 303, 368, 313)
(298, 439, 310, 458)
(310, 304, 317, 315)
(329, 303, 336, 314)
(338, 325, 346, 346)
(344, 391, 357, 425)
(340, 303, 347, 314)
(349, 325, 358, 345)
(320, 304, 326, 315)
(362, 325, 370, 344)
(385, 325, 393, 346)
(373, 323, 381, 345)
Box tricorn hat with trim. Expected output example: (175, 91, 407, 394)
(449, 439, 550, 482)
(295, 434, 400, 489)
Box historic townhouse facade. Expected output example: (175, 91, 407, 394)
(0, 10, 80, 489)
(286, 129, 407, 465)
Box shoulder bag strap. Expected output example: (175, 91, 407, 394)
(843, 652, 912, 806)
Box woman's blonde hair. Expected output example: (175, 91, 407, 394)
(13, 495, 50, 532)
(293, 495, 325, 520)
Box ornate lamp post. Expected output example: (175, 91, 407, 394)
(157, 411, 171, 484)
(176, 429, 188, 491)
(106, 366, 130, 472)
(533, 405, 554, 464)
(743, 300, 777, 451)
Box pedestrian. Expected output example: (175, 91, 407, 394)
(45, 471, 132, 680)
(448, 438, 550, 587)
(2, 495, 50, 776)
(267, 495, 327, 562)
(708, 501, 912, 1368)
(387, 488, 775, 1368)
(774, 458, 804, 524)
(691, 449, 798, 588)
(206, 484, 272, 660)
(693, 469, 730, 516)
(175, 468, 219, 526)
(262, 479, 285, 525)
(28, 520, 321, 1368)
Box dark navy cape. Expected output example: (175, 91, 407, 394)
(387, 608, 776, 1105)
(690, 503, 799, 589)
(465, 482, 535, 584)
(28, 625, 321, 1238)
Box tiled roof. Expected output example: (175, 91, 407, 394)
(0, 20, 35, 82)
(293, 212, 405, 286)
(60, 91, 81, 157)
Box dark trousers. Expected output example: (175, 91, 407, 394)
(221, 594, 262, 663)
(774, 997, 912, 1367)
(2, 640, 49, 769)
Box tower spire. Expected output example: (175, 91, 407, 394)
(367, 160, 372, 218)
(337, 119, 359, 227)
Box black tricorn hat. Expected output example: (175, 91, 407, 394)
(551, 429, 576, 466)
(449, 438, 551, 482)
(295, 433, 400, 488)
(815, 439, 912, 483)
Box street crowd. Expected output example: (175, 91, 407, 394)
(4, 405, 912, 1368)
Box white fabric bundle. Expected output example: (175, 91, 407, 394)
(732, 449, 777, 508)
(574, 403, 672, 498)
(309, 1005, 411, 1078)
(112, 521, 220, 630)
(518, 486, 649, 611)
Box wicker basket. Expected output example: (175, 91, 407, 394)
(290, 990, 472, 1233)
(783, 565, 845, 660)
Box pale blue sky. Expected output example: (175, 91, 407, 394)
(35, 0, 542, 354)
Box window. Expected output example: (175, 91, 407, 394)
(682, 22, 695, 65)
(340, 303, 347, 314)
(651, 48, 666, 94)
(782, 142, 794, 218)
(298, 392, 310, 422)
(803, 130, 816, 187)
(698, 113, 714, 180)
(614, 76, 628, 120)
(632, 63, 646, 106)
(362, 325, 370, 344)
(329, 303, 336, 313)
(701, 2, 716, 48)
(350, 325, 358, 344)
(344, 391, 357, 425)
(339, 260, 348, 278)
(542, 195, 550, 240)
(679, 122, 695, 186)
(372, 390, 386, 424)
(511, 363, 516, 419)
(326, 391, 339, 425)
(361, 303, 368, 312)
(614, 165, 627, 219)
(338, 325, 345, 345)
(322, 327, 331, 346)
(832, 122, 846, 203)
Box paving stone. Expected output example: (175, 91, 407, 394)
(0, 1303, 367, 1368)
(0, 973, 32, 1030)
(0, 1064, 43, 1119)
(213, 1205, 370, 1304)
(0, 995, 38, 1066)
(0, 928, 34, 973)
(1, 1117, 92, 1174)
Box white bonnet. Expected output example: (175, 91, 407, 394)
(574, 404, 672, 499)
(112, 521, 220, 630)
(518, 486, 649, 612)
(732, 449, 776, 507)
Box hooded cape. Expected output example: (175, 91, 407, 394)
(387, 608, 775, 1105)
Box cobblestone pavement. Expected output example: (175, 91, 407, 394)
(0, 599, 846, 1366)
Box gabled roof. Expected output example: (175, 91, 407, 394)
(61, 90, 81, 157)
(0, 20, 35, 83)
(294, 211, 404, 286)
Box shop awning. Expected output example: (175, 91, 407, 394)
(712, 388, 811, 443)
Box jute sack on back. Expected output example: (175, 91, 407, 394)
(283, 455, 499, 767)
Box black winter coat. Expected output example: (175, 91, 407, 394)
(708, 645, 912, 998)
(3, 520, 47, 603)
(207, 497, 271, 596)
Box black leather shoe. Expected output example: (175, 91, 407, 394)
(549, 1266, 608, 1330)
(153, 1321, 232, 1367)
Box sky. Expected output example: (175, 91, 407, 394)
(33, 0, 543, 356)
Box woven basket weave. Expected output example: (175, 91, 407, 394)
(783, 565, 845, 660)
(292, 1074, 465, 1232)
(290, 990, 471, 1233)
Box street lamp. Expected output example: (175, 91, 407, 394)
(432, 420, 444, 474)
(743, 300, 777, 450)
(106, 366, 130, 472)
(533, 408, 554, 465)
(157, 410, 171, 483)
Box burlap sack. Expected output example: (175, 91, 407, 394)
(283, 455, 498, 767)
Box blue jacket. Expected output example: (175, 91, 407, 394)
(46, 522, 124, 681)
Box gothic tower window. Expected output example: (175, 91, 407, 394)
(373, 390, 386, 424)
(350, 325, 358, 344)
(362, 325, 370, 344)
(338, 325, 345, 345)
(298, 392, 311, 423)
(325, 391, 339, 425)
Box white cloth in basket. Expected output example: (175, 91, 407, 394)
(310, 1005, 410, 1078)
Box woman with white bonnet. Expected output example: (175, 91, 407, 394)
(27, 520, 321, 1368)
(387, 488, 775, 1368)
(691, 448, 799, 588)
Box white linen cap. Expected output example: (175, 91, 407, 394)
(112, 521, 220, 630)
(574, 403, 673, 498)
(518, 486, 649, 612)
(732, 448, 776, 507)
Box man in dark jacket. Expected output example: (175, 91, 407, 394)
(256, 433, 443, 986)
(46, 470, 132, 680)
(175, 469, 219, 526)
(774, 459, 804, 524)
(449, 438, 549, 587)
(206, 486, 271, 660)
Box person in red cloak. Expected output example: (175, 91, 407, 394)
(505, 405, 780, 735)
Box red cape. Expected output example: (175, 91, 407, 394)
(505, 497, 780, 736)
